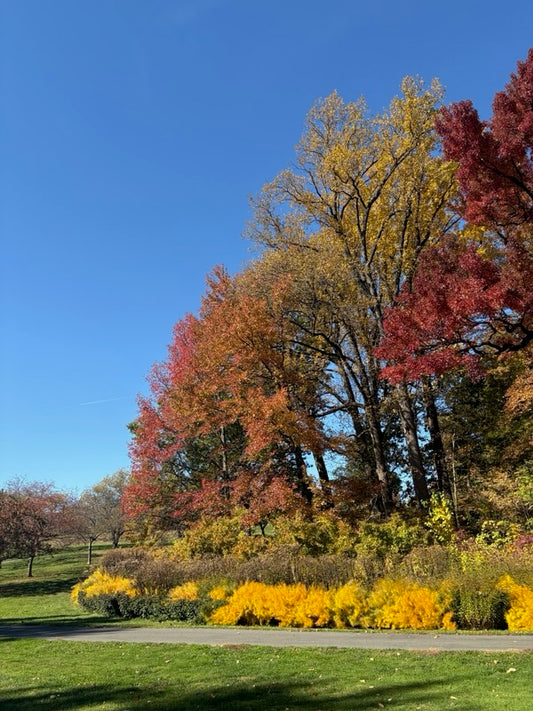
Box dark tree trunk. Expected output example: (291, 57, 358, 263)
(421, 378, 451, 497)
(396, 382, 429, 505)
(27, 555, 35, 578)
(293, 444, 313, 504)
(312, 451, 334, 507)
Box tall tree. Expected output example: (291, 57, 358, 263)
(379, 50, 533, 381)
(247, 80, 457, 505)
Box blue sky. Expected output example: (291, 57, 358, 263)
(1, 0, 531, 493)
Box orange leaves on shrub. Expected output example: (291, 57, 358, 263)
(497, 575, 533, 631)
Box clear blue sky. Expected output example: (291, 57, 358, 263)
(1, 0, 531, 493)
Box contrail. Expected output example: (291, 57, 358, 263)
(79, 397, 130, 406)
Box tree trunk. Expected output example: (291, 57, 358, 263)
(421, 378, 451, 497)
(396, 382, 429, 505)
(312, 450, 333, 507)
(27, 555, 34, 578)
(365, 404, 393, 515)
(87, 538, 94, 566)
(293, 444, 313, 504)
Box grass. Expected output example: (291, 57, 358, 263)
(1, 546, 532, 710)
(0, 545, 113, 625)
(1, 639, 532, 710)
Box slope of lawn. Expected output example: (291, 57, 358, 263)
(0, 545, 111, 625)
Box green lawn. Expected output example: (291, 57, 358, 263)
(1, 547, 532, 710)
(1, 639, 532, 710)
(0, 546, 111, 625)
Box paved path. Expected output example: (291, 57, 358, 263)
(1, 624, 532, 651)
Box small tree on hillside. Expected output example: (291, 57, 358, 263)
(2, 480, 73, 577)
(75, 470, 128, 564)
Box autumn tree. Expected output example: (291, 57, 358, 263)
(75, 469, 128, 564)
(246, 79, 457, 506)
(0, 480, 73, 577)
(379, 49, 533, 381)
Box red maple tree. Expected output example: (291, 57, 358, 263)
(378, 49, 533, 382)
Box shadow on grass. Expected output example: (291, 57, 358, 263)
(0, 615, 114, 629)
(0, 578, 80, 597)
(0, 677, 482, 711)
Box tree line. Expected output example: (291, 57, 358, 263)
(0, 471, 127, 576)
(123, 50, 532, 541)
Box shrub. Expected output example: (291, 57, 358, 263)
(273, 512, 356, 556)
(475, 520, 521, 548)
(355, 514, 429, 561)
(424, 494, 455, 545)
(117, 595, 203, 623)
(365, 579, 455, 630)
(331, 582, 368, 628)
(450, 587, 508, 630)
(398, 545, 453, 584)
(71, 569, 136, 604)
(175, 516, 243, 558)
(210, 581, 333, 628)
(498, 575, 533, 631)
(168, 581, 199, 601)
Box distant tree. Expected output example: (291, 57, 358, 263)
(75, 470, 128, 564)
(1, 480, 72, 577)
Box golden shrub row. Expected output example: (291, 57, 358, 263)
(71, 570, 533, 630)
(210, 579, 456, 630)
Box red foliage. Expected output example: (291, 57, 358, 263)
(230, 470, 301, 528)
(435, 48, 533, 227)
(377, 239, 532, 382)
(378, 50, 533, 382)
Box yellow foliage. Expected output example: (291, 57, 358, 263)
(71, 569, 136, 604)
(331, 582, 368, 628)
(168, 581, 199, 601)
(210, 578, 455, 630)
(208, 585, 232, 601)
(498, 575, 533, 631)
(210, 581, 333, 628)
(365, 579, 455, 630)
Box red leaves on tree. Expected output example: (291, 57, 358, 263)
(377, 239, 532, 382)
(435, 48, 533, 228)
(378, 50, 533, 382)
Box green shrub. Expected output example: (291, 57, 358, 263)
(451, 587, 509, 630)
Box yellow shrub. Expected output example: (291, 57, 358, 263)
(365, 579, 455, 630)
(210, 581, 333, 628)
(498, 575, 533, 631)
(211, 581, 274, 626)
(71, 569, 136, 604)
(168, 581, 199, 601)
(331, 582, 368, 628)
(275, 584, 333, 628)
(210, 578, 455, 630)
(208, 585, 232, 601)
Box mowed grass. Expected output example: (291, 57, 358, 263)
(1, 546, 532, 710)
(0, 545, 111, 625)
(1, 639, 532, 711)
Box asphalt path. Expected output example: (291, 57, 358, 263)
(1, 624, 532, 651)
